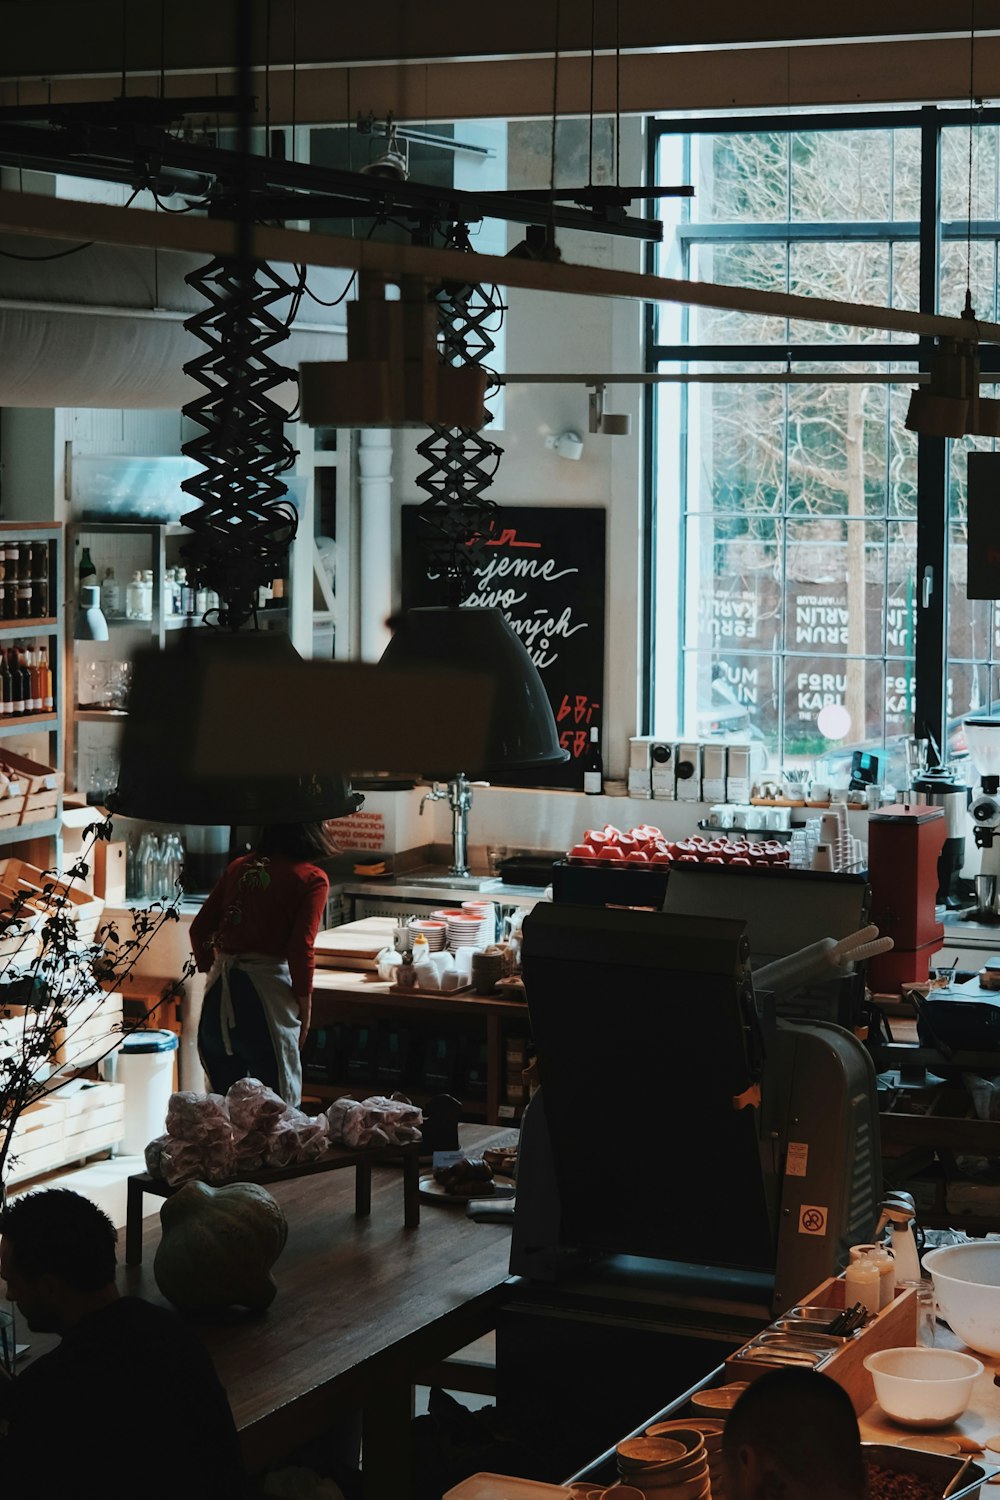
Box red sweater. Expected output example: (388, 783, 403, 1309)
(189, 854, 330, 997)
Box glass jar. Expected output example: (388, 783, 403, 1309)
(16, 584, 33, 619)
(32, 576, 48, 617)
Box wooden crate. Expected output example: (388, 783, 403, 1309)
(52, 990, 123, 1069)
(5, 1097, 67, 1184)
(0, 858, 104, 944)
(725, 1274, 918, 1415)
(62, 1081, 125, 1160)
(0, 750, 63, 795)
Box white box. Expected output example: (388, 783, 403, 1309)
(726, 745, 752, 803)
(628, 768, 652, 798)
(675, 743, 701, 801)
(702, 744, 726, 803)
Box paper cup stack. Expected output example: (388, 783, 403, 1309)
(646, 1419, 726, 1499)
(616, 1428, 709, 1497)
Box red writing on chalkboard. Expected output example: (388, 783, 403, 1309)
(557, 694, 601, 758)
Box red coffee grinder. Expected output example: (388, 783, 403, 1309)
(866, 804, 946, 993)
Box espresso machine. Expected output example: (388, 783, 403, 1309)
(965, 716, 1000, 920)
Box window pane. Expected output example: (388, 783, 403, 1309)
(939, 239, 998, 322)
(687, 242, 788, 344)
(693, 133, 789, 223)
(788, 241, 890, 343)
(784, 655, 886, 764)
(941, 123, 999, 223)
(784, 520, 888, 658)
(790, 130, 909, 222)
(684, 382, 786, 516)
(785, 381, 889, 518)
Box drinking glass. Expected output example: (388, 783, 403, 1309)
(898, 1278, 936, 1346)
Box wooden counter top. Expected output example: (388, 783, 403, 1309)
(21, 1125, 517, 1496)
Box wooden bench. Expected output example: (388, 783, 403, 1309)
(125, 1138, 421, 1264)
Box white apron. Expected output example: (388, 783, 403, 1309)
(205, 951, 303, 1107)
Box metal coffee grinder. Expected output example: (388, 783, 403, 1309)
(964, 716, 1000, 919)
(911, 768, 970, 909)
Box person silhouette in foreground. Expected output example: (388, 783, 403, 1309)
(0, 1188, 245, 1498)
(722, 1367, 868, 1500)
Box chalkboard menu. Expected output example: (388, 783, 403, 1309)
(400, 504, 606, 789)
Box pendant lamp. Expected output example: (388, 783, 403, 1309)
(379, 606, 568, 778)
(110, 630, 362, 825)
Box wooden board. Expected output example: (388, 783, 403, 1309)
(314, 917, 397, 971)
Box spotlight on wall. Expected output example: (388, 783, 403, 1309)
(360, 122, 409, 182)
(544, 430, 584, 461)
(588, 382, 631, 436)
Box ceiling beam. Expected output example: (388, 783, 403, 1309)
(4, 37, 1000, 128)
(1, 185, 997, 344)
(2, 2, 999, 80)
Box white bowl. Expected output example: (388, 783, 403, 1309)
(863, 1347, 983, 1427)
(924, 1242, 1000, 1357)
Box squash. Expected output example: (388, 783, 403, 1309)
(153, 1180, 288, 1312)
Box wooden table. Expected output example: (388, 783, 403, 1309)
(114, 1123, 517, 1497)
(124, 1138, 422, 1265)
(311, 967, 531, 1125)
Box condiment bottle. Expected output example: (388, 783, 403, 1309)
(869, 1244, 896, 1309)
(844, 1253, 881, 1317)
(411, 932, 430, 965)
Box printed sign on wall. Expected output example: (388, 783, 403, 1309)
(401, 505, 607, 788)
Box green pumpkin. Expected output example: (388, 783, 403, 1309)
(153, 1180, 288, 1312)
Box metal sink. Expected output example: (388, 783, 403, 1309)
(395, 872, 503, 892)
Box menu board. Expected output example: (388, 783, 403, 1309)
(400, 504, 606, 788)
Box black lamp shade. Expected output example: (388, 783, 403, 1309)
(111, 631, 362, 826)
(379, 607, 569, 776)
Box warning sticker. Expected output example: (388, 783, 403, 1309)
(785, 1142, 809, 1178)
(798, 1205, 828, 1236)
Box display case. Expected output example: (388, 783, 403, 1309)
(67, 520, 290, 796)
(0, 522, 64, 847)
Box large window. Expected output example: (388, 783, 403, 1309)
(649, 109, 1000, 786)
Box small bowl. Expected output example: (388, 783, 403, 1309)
(863, 1346, 984, 1427)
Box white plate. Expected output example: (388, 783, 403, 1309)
(443, 1475, 571, 1499)
(419, 1173, 516, 1203)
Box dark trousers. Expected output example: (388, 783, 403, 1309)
(198, 968, 283, 1096)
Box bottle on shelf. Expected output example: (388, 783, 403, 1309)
(161, 831, 185, 895)
(78, 546, 97, 591)
(140, 569, 154, 620)
(5, 542, 19, 588)
(125, 570, 143, 620)
(194, 584, 209, 617)
(100, 566, 121, 618)
(583, 725, 603, 794)
(138, 831, 162, 901)
(38, 646, 53, 712)
(0, 650, 11, 717)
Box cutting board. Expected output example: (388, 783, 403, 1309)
(314, 917, 397, 971)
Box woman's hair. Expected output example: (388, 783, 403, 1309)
(256, 822, 334, 862)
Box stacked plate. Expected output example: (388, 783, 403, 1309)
(409, 918, 447, 951)
(433, 905, 494, 952)
(647, 1419, 726, 1498)
(616, 1428, 709, 1497)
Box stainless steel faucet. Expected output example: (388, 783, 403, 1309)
(419, 772, 486, 877)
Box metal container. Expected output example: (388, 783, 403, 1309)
(862, 1442, 997, 1500)
(912, 772, 969, 841)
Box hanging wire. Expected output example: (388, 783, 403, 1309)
(264, 0, 272, 141)
(615, 0, 622, 187)
(120, 0, 128, 98)
(548, 0, 562, 246)
(967, 7, 977, 301)
(588, 0, 597, 188)
(290, 0, 298, 164)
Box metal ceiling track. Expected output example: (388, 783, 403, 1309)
(2, 186, 999, 346)
(0, 110, 673, 241)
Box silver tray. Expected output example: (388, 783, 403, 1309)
(863, 1443, 999, 1500)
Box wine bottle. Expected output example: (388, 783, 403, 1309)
(0, 649, 10, 717)
(79, 546, 97, 589)
(583, 725, 603, 794)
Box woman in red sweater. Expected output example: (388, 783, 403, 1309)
(190, 822, 332, 1106)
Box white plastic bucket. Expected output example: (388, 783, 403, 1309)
(116, 1029, 178, 1155)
